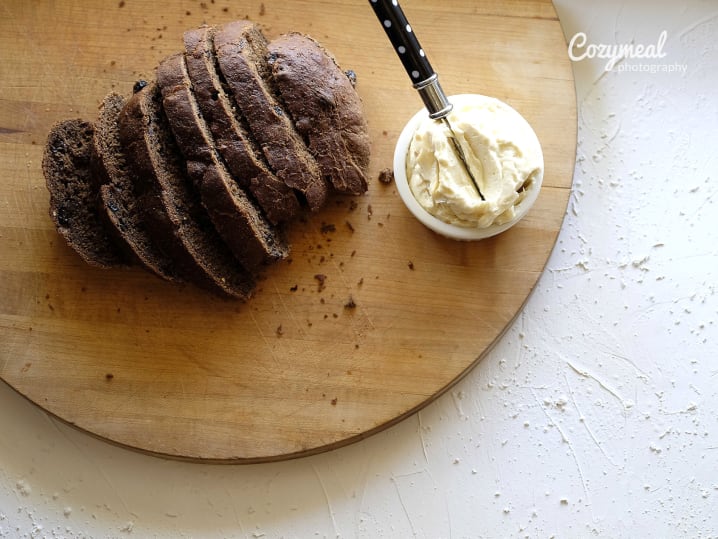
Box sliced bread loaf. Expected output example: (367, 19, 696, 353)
(93, 92, 180, 281)
(118, 82, 255, 299)
(183, 25, 300, 225)
(43, 119, 127, 268)
(156, 52, 289, 270)
(214, 20, 329, 211)
(267, 33, 370, 196)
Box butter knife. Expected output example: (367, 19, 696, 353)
(368, 0, 484, 200)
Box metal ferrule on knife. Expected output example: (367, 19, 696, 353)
(414, 74, 453, 119)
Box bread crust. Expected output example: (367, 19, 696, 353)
(267, 33, 370, 196)
(156, 52, 289, 271)
(118, 82, 255, 299)
(214, 20, 329, 211)
(183, 25, 300, 225)
(43, 119, 127, 268)
(93, 93, 180, 281)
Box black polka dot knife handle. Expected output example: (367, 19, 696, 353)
(369, 0, 452, 119)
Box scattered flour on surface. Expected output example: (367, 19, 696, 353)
(15, 479, 31, 497)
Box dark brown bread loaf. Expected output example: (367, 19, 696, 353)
(156, 52, 289, 271)
(183, 25, 300, 225)
(267, 33, 370, 196)
(118, 82, 255, 299)
(214, 20, 329, 211)
(42, 19, 372, 299)
(93, 92, 180, 281)
(43, 119, 127, 268)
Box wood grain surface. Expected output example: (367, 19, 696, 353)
(0, 0, 576, 462)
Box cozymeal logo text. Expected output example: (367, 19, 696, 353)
(567, 30, 685, 73)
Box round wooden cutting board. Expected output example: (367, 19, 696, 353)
(0, 0, 576, 462)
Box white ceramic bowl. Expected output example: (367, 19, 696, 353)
(393, 94, 544, 241)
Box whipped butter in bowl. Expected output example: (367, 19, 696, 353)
(394, 94, 544, 240)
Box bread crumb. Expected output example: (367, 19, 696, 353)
(276, 324, 283, 337)
(408, 261, 415, 270)
(105, 373, 114, 381)
(314, 273, 327, 292)
(378, 168, 394, 184)
(331, 397, 338, 405)
(259, 3, 266, 15)
(344, 296, 357, 309)
(320, 222, 336, 234)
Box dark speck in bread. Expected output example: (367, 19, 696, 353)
(56, 206, 71, 227)
(344, 70, 357, 87)
(133, 80, 148, 94)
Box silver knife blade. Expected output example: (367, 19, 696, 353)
(441, 117, 485, 201)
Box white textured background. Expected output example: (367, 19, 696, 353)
(2, 1, 718, 537)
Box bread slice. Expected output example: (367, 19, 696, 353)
(183, 25, 300, 225)
(214, 20, 329, 211)
(43, 119, 127, 268)
(93, 92, 180, 282)
(156, 52, 289, 270)
(267, 33, 370, 196)
(118, 82, 255, 299)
